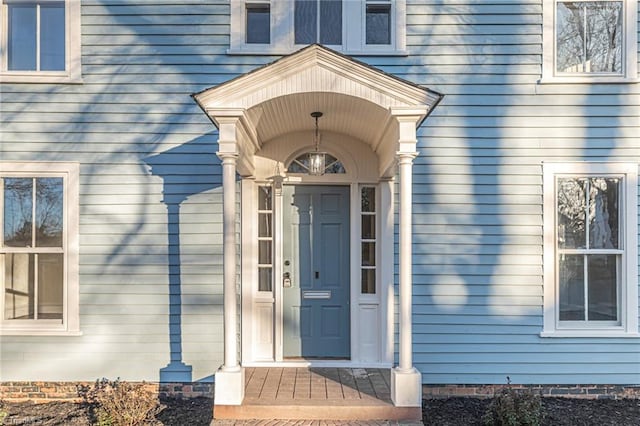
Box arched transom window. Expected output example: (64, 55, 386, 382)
(287, 152, 346, 175)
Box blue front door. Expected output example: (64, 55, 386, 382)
(282, 185, 350, 358)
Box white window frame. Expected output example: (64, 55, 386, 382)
(541, 0, 638, 83)
(0, 0, 81, 84)
(0, 162, 80, 335)
(542, 162, 639, 337)
(229, 0, 407, 55)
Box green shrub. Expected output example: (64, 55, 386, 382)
(78, 378, 157, 426)
(482, 378, 543, 426)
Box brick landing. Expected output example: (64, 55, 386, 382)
(213, 368, 422, 422)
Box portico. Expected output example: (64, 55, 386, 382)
(193, 44, 443, 413)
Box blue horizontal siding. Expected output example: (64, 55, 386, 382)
(0, 0, 638, 386)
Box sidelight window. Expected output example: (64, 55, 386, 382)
(257, 185, 273, 292)
(361, 186, 376, 294)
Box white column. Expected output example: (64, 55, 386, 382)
(397, 152, 417, 372)
(214, 120, 245, 407)
(390, 112, 424, 408)
(220, 152, 240, 371)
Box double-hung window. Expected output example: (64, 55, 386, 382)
(0, 162, 79, 335)
(542, 163, 638, 337)
(542, 0, 638, 82)
(230, 0, 406, 55)
(1, 0, 81, 83)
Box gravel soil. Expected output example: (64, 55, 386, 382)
(1, 397, 639, 425)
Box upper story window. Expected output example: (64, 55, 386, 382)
(0, 162, 80, 335)
(0, 0, 81, 83)
(542, 0, 638, 82)
(230, 0, 406, 55)
(542, 163, 638, 337)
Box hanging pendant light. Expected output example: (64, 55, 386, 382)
(308, 111, 326, 176)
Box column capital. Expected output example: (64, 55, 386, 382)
(217, 151, 239, 163)
(396, 151, 418, 163)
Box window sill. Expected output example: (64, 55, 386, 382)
(227, 47, 409, 57)
(540, 330, 640, 338)
(0, 329, 83, 336)
(538, 76, 639, 84)
(0, 72, 83, 84)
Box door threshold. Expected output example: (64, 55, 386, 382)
(242, 360, 393, 368)
(284, 357, 350, 361)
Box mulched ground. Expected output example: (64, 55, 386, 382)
(423, 397, 640, 426)
(1, 397, 639, 425)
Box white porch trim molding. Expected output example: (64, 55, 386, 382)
(192, 44, 443, 407)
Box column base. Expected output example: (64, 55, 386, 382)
(214, 367, 245, 405)
(159, 361, 193, 383)
(390, 367, 422, 407)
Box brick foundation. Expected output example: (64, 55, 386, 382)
(423, 384, 640, 400)
(0, 381, 214, 402)
(2, 382, 639, 402)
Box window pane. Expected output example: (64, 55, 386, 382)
(557, 2, 585, 72)
(258, 213, 272, 238)
(40, 2, 66, 71)
(588, 178, 619, 249)
(587, 254, 617, 321)
(559, 254, 585, 321)
(366, 5, 391, 45)
(259, 240, 272, 264)
(584, 2, 622, 73)
(361, 269, 375, 294)
(295, 0, 317, 44)
(361, 187, 375, 212)
(362, 215, 375, 239)
(258, 267, 272, 292)
(38, 253, 63, 320)
(557, 178, 586, 249)
(556, 2, 623, 73)
(4, 253, 35, 320)
(320, 0, 342, 45)
(361, 242, 375, 266)
(246, 4, 270, 44)
(324, 154, 346, 174)
(8, 4, 37, 70)
(4, 178, 34, 247)
(36, 178, 64, 247)
(258, 186, 272, 210)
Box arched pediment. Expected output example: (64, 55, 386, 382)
(193, 44, 443, 178)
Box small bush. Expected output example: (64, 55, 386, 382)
(482, 378, 543, 426)
(0, 399, 7, 425)
(78, 378, 157, 426)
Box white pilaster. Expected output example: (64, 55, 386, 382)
(214, 118, 244, 406)
(390, 112, 423, 407)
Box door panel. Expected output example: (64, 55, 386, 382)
(283, 185, 350, 358)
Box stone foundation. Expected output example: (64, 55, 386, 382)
(0, 381, 214, 402)
(423, 384, 640, 400)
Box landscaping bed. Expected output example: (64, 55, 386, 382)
(1, 396, 639, 425)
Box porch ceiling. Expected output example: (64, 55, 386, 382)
(245, 92, 389, 146)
